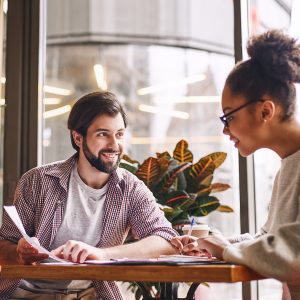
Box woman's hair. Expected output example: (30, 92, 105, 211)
(226, 30, 300, 120)
(68, 91, 127, 151)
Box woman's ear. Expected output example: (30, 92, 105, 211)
(72, 131, 83, 148)
(261, 100, 275, 121)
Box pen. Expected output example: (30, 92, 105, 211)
(182, 217, 195, 252)
(187, 217, 195, 237)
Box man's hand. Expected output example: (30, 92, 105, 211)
(16, 237, 49, 265)
(183, 235, 231, 259)
(52, 240, 105, 263)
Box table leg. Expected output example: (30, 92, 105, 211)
(160, 282, 179, 300)
(135, 282, 199, 300)
(186, 283, 201, 300)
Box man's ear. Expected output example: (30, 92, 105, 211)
(261, 100, 275, 121)
(72, 131, 83, 148)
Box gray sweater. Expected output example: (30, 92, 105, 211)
(224, 148, 300, 299)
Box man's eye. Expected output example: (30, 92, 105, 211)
(97, 132, 106, 137)
(117, 132, 124, 138)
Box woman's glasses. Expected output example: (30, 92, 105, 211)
(219, 100, 265, 127)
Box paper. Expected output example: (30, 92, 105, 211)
(158, 254, 223, 263)
(84, 258, 159, 265)
(83, 256, 226, 266)
(4, 206, 73, 264)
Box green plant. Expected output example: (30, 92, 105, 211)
(121, 140, 233, 299)
(121, 139, 233, 229)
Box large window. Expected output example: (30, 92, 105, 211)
(43, 0, 243, 299)
(249, 0, 296, 299)
(5, 1, 297, 299)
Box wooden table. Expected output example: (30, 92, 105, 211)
(0, 263, 265, 300)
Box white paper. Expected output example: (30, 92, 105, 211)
(4, 206, 73, 264)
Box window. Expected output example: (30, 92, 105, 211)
(44, 0, 241, 298)
(249, 0, 295, 299)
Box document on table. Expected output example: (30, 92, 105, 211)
(157, 254, 224, 263)
(4, 206, 73, 264)
(84, 255, 226, 265)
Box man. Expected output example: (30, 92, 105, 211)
(0, 92, 178, 299)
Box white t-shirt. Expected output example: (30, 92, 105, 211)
(20, 163, 107, 292)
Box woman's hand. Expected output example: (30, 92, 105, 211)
(183, 235, 231, 259)
(52, 240, 106, 263)
(16, 237, 49, 265)
(170, 235, 209, 256)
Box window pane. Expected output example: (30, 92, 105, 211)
(44, 1, 241, 298)
(249, 0, 295, 299)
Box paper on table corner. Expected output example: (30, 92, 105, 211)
(4, 206, 73, 264)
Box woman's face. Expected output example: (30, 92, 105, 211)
(221, 85, 265, 157)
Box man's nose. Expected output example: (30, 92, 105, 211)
(108, 136, 119, 148)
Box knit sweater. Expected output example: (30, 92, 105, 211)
(224, 148, 300, 299)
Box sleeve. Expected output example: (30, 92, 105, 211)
(128, 178, 178, 241)
(0, 170, 38, 243)
(223, 222, 300, 284)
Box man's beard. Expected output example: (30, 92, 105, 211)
(82, 138, 121, 174)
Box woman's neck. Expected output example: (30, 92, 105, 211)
(266, 119, 300, 159)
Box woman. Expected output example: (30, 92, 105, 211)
(171, 30, 300, 300)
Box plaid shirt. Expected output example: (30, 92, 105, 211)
(0, 155, 177, 299)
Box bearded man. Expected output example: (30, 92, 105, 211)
(0, 92, 177, 300)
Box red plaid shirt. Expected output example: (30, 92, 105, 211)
(0, 155, 177, 299)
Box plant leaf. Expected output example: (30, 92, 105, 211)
(217, 205, 234, 212)
(192, 196, 220, 216)
(119, 161, 138, 174)
(173, 139, 193, 163)
(199, 174, 214, 188)
(156, 151, 171, 160)
(135, 157, 160, 188)
(201, 152, 227, 168)
(190, 157, 215, 180)
(211, 183, 231, 193)
(165, 207, 184, 223)
(121, 154, 140, 165)
(157, 157, 170, 174)
(153, 162, 191, 196)
(164, 190, 190, 206)
(178, 198, 195, 211)
(196, 186, 212, 197)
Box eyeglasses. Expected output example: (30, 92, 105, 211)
(219, 99, 265, 127)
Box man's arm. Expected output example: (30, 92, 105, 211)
(0, 238, 48, 265)
(52, 235, 178, 263)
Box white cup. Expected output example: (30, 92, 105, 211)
(182, 224, 210, 238)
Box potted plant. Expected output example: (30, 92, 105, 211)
(120, 139, 233, 299)
(121, 139, 232, 231)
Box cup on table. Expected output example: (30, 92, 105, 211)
(182, 224, 210, 238)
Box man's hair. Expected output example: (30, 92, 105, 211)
(68, 91, 127, 151)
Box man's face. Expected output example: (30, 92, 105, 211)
(81, 113, 125, 174)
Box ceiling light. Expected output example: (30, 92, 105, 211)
(44, 105, 71, 119)
(3, 0, 7, 14)
(94, 64, 107, 91)
(44, 98, 62, 105)
(153, 96, 221, 104)
(44, 85, 72, 96)
(138, 104, 189, 119)
(137, 74, 206, 96)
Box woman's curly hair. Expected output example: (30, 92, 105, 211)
(226, 30, 300, 121)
